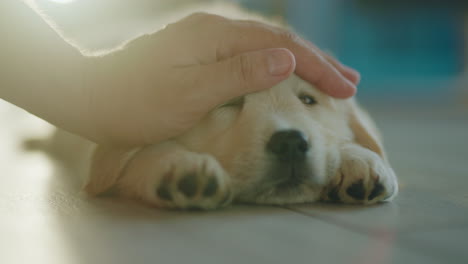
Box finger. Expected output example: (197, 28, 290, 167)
(195, 48, 296, 105)
(316, 49, 361, 85)
(302, 40, 361, 85)
(216, 20, 356, 98)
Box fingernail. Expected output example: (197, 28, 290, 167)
(267, 49, 294, 76)
(343, 78, 358, 97)
(343, 65, 361, 85)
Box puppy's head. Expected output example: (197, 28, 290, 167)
(86, 75, 384, 205)
(176, 74, 384, 205)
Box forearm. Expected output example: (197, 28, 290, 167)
(0, 2, 359, 147)
(0, 1, 97, 142)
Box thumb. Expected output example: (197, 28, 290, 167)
(199, 48, 296, 101)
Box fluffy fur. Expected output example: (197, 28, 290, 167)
(86, 75, 398, 209)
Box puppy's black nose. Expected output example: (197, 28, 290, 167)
(266, 130, 309, 162)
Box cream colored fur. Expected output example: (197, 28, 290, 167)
(85, 75, 398, 209)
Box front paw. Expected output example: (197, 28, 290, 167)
(323, 145, 398, 204)
(154, 154, 232, 210)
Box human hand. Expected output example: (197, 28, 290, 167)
(86, 13, 360, 146)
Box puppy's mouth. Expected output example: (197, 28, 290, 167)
(271, 163, 310, 190)
(275, 179, 303, 191)
(236, 129, 321, 204)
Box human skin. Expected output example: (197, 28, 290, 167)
(0, 1, 360, 147)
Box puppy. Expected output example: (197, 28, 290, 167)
(86, 74, 398, 209)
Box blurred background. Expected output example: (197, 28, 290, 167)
(233, 0, 468, 103)
(34, 0, 468, 104)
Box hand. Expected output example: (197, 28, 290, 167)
(87, 13, 360, 146)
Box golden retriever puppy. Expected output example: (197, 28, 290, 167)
(86, 74, 398, 209)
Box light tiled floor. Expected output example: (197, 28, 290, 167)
(1, 100, 467, 264)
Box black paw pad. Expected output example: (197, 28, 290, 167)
(327, 187, 341, 202)
(346, 179, 366, 200)
(368, 182, 385, 200)
(178, 173, 198, 198)
(202, 177, 218, 197)
(219, 190, 233, 207)
(156, 183, 172, 201)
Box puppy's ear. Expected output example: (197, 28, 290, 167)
(85, 146, 139, 196)
(347, 100, 386, 159)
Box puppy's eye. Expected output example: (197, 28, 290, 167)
(298, 94, 317, 105)
(220, 96, 245, 108)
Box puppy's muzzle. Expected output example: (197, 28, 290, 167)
(266, 130, 309, 162)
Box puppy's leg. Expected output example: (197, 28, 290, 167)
(118, 141, 233, 210)
(321, 144, 398, 204)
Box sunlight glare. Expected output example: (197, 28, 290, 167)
(48, 0, 75, 4)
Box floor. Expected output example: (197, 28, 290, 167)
(1, 99, 467, 264)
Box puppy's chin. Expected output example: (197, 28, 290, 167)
(234, 181, 323, 205)
(228, 154, 328, 205)
(236, 192, 317, 205)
